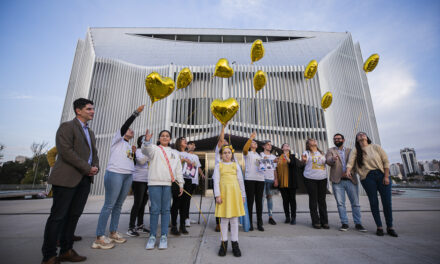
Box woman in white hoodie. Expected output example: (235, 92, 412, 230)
(142, 129, 184, 250)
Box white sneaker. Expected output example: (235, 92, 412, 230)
(109, 232, 127, 244)
(146, 236, 156, 250)
(92, 236, 115, 249)
(185, 218, 191, 227)
(158, 235, 168, 249)
(190, 219, 197, 224)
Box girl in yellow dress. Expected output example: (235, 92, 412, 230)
(213, 145, 246, 257)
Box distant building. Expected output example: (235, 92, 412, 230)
(418, 161, 424, 174)
(390, 163, 403, 179)
(400, 148, 420, 176)
(15, 156, 27, 164)
(423, 160, 440, 175)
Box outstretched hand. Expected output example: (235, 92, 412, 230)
(301, 154, 307, 163)
(136, 105, 145, 113)
(145, 129, 153, 142)
(250, 131, 257, 140)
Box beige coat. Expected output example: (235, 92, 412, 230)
(48, 118, 99, 187)
(325, 147, 357, 185)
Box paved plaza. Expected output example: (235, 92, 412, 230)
(1, 189, 439, 264)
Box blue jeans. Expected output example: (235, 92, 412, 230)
(332, 180, 361, 225)
(149, 185, 172, 237)
(96, 171, 132, 237)
(361, 170, 393, 228)
(264, 180, 274, 217)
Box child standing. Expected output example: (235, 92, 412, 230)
(213, 145, 246, 257)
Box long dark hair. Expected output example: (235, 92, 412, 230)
(156, 130, 172, 146)
(137, 135, 144, 148)
(280, 143, 293, 157)
(305, 138, 323, 154)
(174, 137, 187, 152)
(355, 132, 372, 168)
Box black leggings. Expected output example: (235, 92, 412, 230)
(182, 179, 196, 221)
(245, 180, 265, 226)
(129, 181, 149, 229)
(171, 183, 186, 227)
(279, 188, 297, 219)
(304, 178, 328, 225)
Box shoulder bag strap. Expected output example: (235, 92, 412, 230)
(158, 146, 175, 183)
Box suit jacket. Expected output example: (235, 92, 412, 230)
(48, 118, 99, 187)
(325, 146, 357, 185)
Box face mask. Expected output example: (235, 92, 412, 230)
(334, 141, 343, 147)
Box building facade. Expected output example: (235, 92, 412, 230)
(60, 28, 381, 195)
(390, 163, 403, 179)
(400, 147, 420, 176)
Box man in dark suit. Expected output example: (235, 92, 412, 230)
(41, 98, 99, 264)
(325, 133, 366, 233)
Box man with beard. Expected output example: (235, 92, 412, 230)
(326, 133, 366, 232)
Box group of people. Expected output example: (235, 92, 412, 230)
(40, 98, 397, 264)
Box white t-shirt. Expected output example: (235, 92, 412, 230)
(133, 149, 149, 182)
(303, 151, 327, 180)
(106, 132, 135, 174)
(258, 153, 277, 181)
(181, 152, 202, 185)
(244, 151, 264, 181)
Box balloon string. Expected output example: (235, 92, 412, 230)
(172, 181, 207, 225)
(354, 112, 362, 136)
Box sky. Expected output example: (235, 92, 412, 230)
(0, 0, 439, 163)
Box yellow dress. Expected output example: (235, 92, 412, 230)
(215, 162, 245, 218)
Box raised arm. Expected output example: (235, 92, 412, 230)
(141, 129, 155, 159)
(120, 105, 144, 136)
(243, 131, 256, 156)
(217, 125, 226, 149)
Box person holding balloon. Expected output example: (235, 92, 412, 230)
(214, 144, 246, 257)
(93, 105, 145, 250)
(243, 131, 265, 231)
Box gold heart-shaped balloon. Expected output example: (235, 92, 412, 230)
(214, 58, 234, 78)
(304, 59, 318, 79)
(210, 98, 240, 126)
(145, 72, 175, 104)
(363, 53, 379, 73)
(253, 70, 267, 92)
(321, 91, 333, 110)
(251, 39, 265, 64)
(177, 68, 193, 89)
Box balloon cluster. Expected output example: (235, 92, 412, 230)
(144, 39, 380, 123)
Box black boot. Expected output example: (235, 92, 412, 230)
(231, 241, 242, 257)
(179, 226, 189, 235)
(218, 241, 228, 256)
(170, 226, 180, 236)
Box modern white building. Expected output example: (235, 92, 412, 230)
(400, 148, 420, 176)
(60, 28, 381, 195)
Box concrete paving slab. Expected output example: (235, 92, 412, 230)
(0, 190, 439, 264)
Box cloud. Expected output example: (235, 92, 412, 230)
(368, 60, 416, 112)
(218, 0, 266, 21)
(10, 95, 33, 100)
